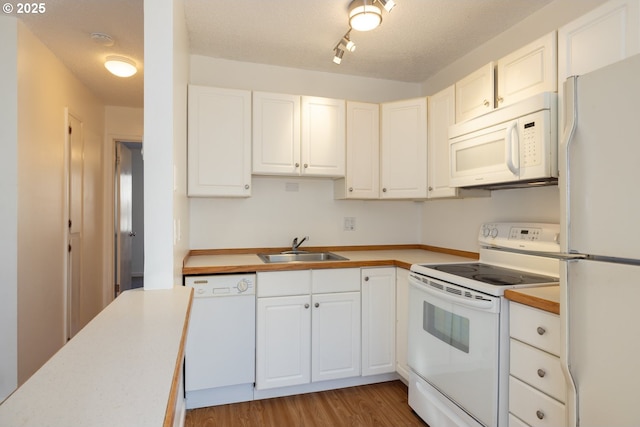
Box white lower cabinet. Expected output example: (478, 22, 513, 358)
(508, 302, 566, 427)
(255, 269, 361, 390)
(361, 267, 396, 376)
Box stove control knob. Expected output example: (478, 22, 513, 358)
(490, 228, 498, 238)
(482, 227, 490, 237)
(237, 279, 249, 293)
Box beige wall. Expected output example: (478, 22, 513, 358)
(0, 15, 19, 402)
(17, 22, 105, 383)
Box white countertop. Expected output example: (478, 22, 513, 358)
(0, 286, 193, 427)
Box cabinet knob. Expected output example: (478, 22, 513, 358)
(304, 303, 310, 309)
(304, 163, 308, 168)
(382, 188, 387, 193)
(537, 368, 546, 378)
(364, 276, 369, 281)
(314, 302, 320, 308)
(497, 96, 504, 104)
(349, 187, 353, 192)
(295, 162, 300, 168)
(428, 186, 433, 191)
(483, 99, 490, 107)
(536, 410, 545, 420)
(537, 326, 546, 335)
(244, 184, 250, 190)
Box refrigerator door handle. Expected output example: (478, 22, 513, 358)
(560, 77, 578, 253)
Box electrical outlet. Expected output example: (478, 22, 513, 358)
(344, 217, 356, 231)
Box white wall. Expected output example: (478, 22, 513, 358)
(143, 0, 190, 289)
(17, 22, 105, 383)
(188, 57, 423, 250)
(0, 15, 19, 403)
(190, 177, 422, 249)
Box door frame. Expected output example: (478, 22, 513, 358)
(103, 134, 143, 305)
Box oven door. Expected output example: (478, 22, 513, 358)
(408, 273, 502, 427)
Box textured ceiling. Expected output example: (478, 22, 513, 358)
(16, 0, 554, 108)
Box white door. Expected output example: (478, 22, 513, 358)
(252, 91, 301, 175)
(66, 113, 83, 339)
(311, 291, 361, 382)
(116, 143, 133, 295)
(301, 96, 346, 177)
(408, 277, 501, 427)
(256, 295, 311, 389)
(427, 85, 456, 199)
(344, 101, 380, 199)
(361, 267, 396, 376)
(380, 97, 428, 199)
(455, 62, 494, 122)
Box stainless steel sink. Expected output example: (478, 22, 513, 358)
(258, 251, 349, 263)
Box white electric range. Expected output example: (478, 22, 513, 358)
(407, 222, 560, 427)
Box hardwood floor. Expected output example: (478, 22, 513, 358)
(185, 380, 428, 427)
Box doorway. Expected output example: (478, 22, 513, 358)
(115, 141, 144, 296)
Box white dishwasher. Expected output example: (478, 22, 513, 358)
(184, 274, 256, 409)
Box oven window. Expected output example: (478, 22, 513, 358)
(423, 301, 470, 353)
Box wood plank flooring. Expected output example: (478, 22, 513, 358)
(185, 380, 428, 427)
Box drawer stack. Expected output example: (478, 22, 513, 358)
(508, 302, 566, 427)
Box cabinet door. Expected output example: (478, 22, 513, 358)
(311, 291, 361, 382)
(380, 97, 428, 199)
(455, 62, 495, 123)
(361, 267, 396, 376)
(395, 268, 410, 381)
(496, 32, 557, 108)
(301, 96, 346, 177)
(187, 85, 251, 197)
(252, 91, 301, 175)
(338, 101, 380, 199)
(427, 85, 457, 199)
(256, 295, 311, 389)
(558, 0, 640, 134)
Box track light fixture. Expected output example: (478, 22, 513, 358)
(331, 0, 396, 65)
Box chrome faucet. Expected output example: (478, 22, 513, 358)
(291, 236, 308, 252)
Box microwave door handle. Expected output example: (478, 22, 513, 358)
(505, 121, 519, 176)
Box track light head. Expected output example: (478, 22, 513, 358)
(378, 0, 396, 13)
(333, 47, 345, 64)
(341, 33, 356, 52)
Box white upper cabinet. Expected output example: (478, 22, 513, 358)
(455, 62, 495, 123)
(496, 32, 558, 108)
(380, 97, 428, 199)
(334, 101, 380, 199)
(252, 91, 301, 175)
(558, 0, 640, 83)
(427, 85, 457, 199)
(253, 93, 345, 177)
(558, 0, 640, 134)
(187, 85, 252, 197)
(301, 96, 346, 177)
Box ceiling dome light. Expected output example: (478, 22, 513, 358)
(104, 56, 137, 78)
(349, 0, 382, 32)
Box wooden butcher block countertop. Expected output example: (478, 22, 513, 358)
(505, 285, 560, 314)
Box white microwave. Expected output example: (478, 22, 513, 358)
(449, 92, 557, 189)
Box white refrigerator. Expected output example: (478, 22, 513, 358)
(560, 53, 640, 427)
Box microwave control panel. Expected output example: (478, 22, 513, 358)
(521, 118, 541, 167)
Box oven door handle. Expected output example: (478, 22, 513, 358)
(409, 279, 495, 310)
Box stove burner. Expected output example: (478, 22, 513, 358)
(472, 274, 523, 286)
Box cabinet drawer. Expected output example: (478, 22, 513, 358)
(510, 339, 566, 402)
(509, 376, 565, 427)
(257, 270, 311, 297)
(312, 268, 360, 294)
(509, 413, 531, 427)
(510, 302, 560, 356)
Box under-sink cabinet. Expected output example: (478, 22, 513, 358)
(508, 302, 566, 427)
(255, 269, 361, 390)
